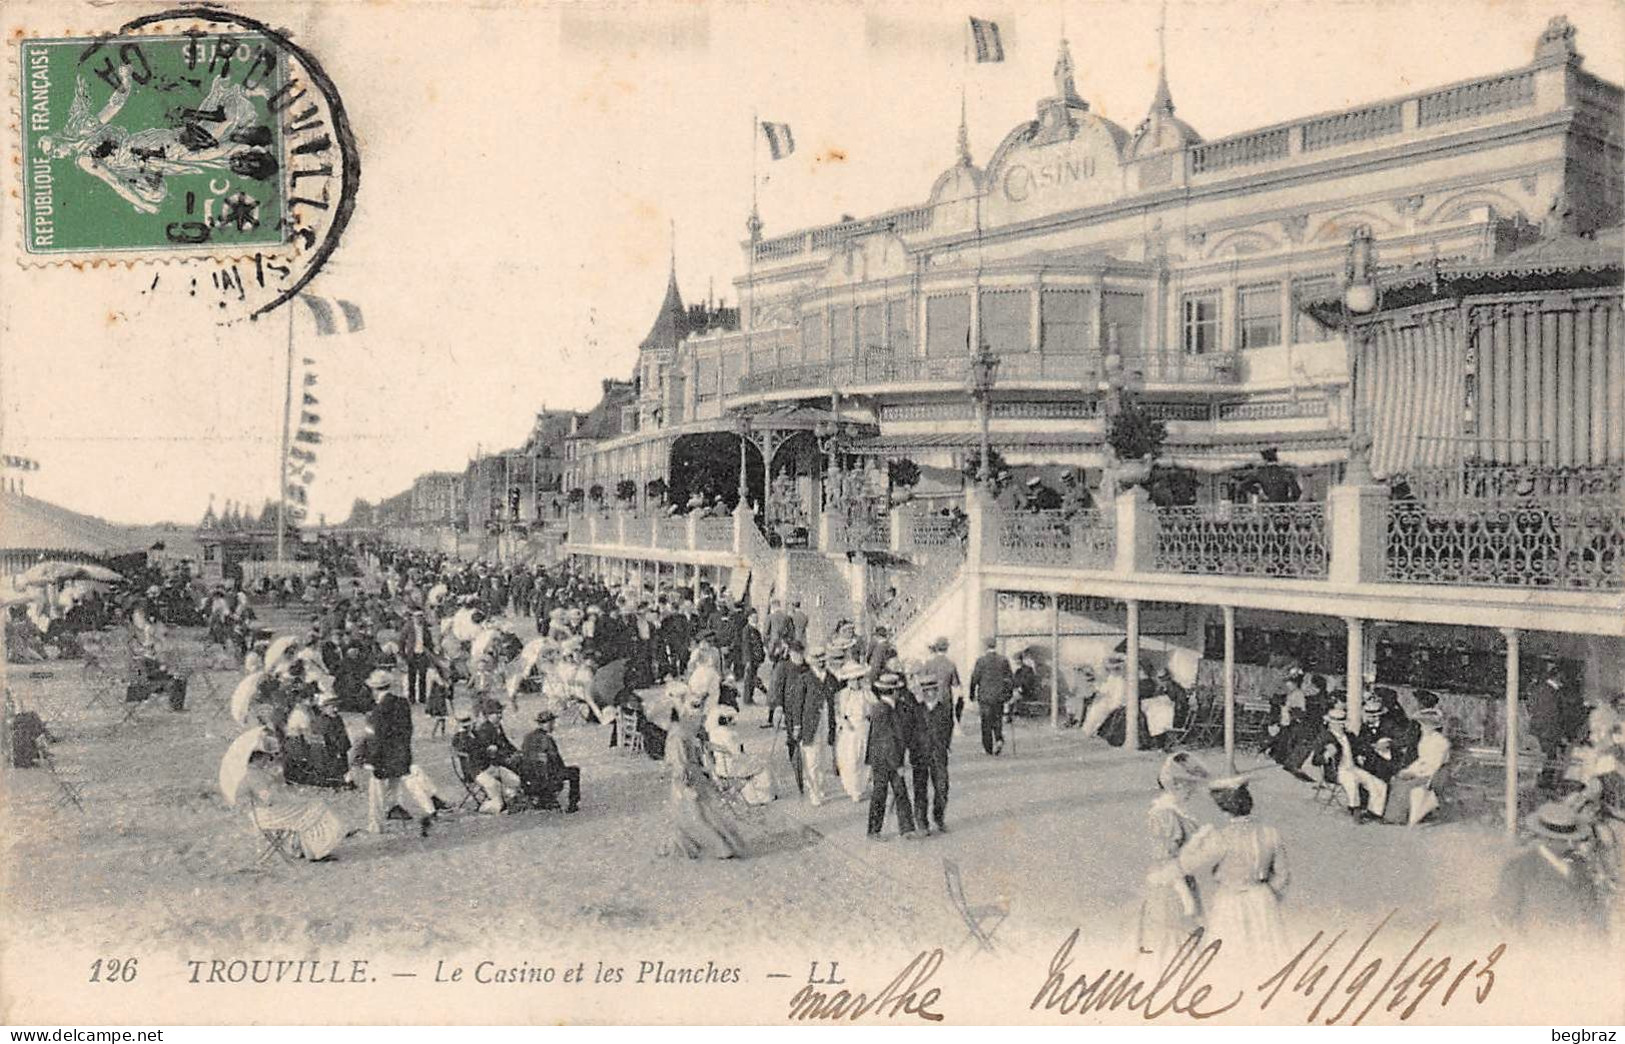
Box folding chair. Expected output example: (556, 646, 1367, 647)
(80, 651, 119, 710)
(615, 704, 644, 754)
(451, 748, 487, 813)
(246, 795, 299, 867)
(37, 739, 85, 813)
(1311, 774, 1347, 815)
(944, 858, 1009, 955)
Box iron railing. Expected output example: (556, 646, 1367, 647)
(1153, 503, 1330, 579)
(1385, 497, 1624, 591)
(871, 544, 967, 640)
(695, 516, 734, 551)
(991, 509, 1116, 570)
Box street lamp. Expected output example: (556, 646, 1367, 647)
(735, 414, 751, 507)
(968, 344, 1001, 484)
(1342, 226, 1379, 486)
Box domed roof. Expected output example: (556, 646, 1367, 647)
(929, 97, 985, 205)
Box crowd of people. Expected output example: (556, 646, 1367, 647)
(5, 531, 1620, 957)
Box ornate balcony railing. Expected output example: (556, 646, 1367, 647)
(1153, 503, 1330, 579)
(1417, 70, 1535, 127)
(991, 509, 1116, 570)
(656, 516, 689, 548)
(1396, 463, 1625, 503)
(731, 349, 1239, 398)
(1190, 127, 1291, 174)
(1385, 497, 1625, 591)
(695, 516, 734, 551)
(910, 512, 963, 550)
(826, 504, 891, 554)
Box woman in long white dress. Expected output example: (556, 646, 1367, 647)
(833, 662, 872, 803)
(1178, 777, 1291, 978)
(1141, 753, 1210, 968)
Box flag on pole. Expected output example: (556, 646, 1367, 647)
(760, 121, 796, 160)
(300, 295, 366, 336)
(969, 17, 1004, 62)
(295, 430, 322, 445)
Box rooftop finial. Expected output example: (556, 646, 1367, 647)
(1053, 37, 1084, 107)
(957, 85, 972, 166)
(1151, 0, 1175, 115)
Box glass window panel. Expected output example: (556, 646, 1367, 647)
(830, 308, 854, 359)
(695, 357, 718, 399)
(720, 349, 743, 392)
(926, 294, 971, 357)
(800, 312, 825, 362)
(1237, 283, 1282, 349)
(1182, 291, 1221, 355)
(1292, 276, 1338, 343)
(887, 298, 913, 353)
(980, 290, 1032, 354)
(857, 303, 885, 353)
(1104, 292, 1144, 353)
(1041, 289, 1091, 354)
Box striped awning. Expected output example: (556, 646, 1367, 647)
(1354, 305, 1467, 479)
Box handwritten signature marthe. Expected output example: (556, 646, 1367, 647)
(1031, 910, 1506, 1024)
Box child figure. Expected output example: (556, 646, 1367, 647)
(425, 657, 453, 738)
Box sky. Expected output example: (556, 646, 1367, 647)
(2, 0, 1620, 526)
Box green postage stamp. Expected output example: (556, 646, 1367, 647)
(20, 33, 288, 255)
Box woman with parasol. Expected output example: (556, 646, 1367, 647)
(219, 727, 349, 863)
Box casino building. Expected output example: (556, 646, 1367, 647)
(561, 16, 1622, 825)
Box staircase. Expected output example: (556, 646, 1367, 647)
(878, 546, 968, 660)
(783, 550, 858, 642)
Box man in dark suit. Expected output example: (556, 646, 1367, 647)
(912, 675, 954, 834)
(362, 667, 431, 835)
(401, 608, 437, 704)
(520, 710, 581, 813)
(969, 636, 1014, 756)
(775, 643, 811, 791)
(1529, 657, 1586, 794)
(740, 611, 767, 704)
(866, 671, 919, 841)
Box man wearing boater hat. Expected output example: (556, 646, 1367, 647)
(362, 666, 434, 836)
(865, 671, 919, 841)
(1494, 800, 1607, 937)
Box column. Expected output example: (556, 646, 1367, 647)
(1345, 617, 1364, 728)
(691, 565, 701, 600)
(1049, 593, 1060, 729)
(1124, 599, 1141, 753)
(1501, 627, 1521, 838)
(1222, 605, 1237, 774)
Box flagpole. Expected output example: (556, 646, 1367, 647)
(275, 300, 295, 566)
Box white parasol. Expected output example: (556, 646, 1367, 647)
(263, 635, 301, 670)
(219, 726, 272, 808)
(19, 561, 122, 586)
(469, 626, 498, 665)
(230, 670, 267, 724)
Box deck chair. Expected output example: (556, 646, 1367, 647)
(246, 795, 299, 867)
(37, 739, 85, 813)
(944, 858, 1008, 955)
(451, 748, 487, 813)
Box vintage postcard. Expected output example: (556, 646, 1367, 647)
(1, 0, 1622, 1029)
